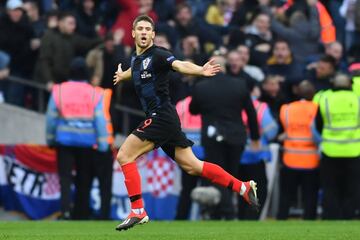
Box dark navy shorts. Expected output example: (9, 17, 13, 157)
(132, 103, 193, 159)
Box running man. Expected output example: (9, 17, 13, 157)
(113, 15, 259, 231)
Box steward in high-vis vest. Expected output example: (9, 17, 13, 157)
(349, 63, 360, 96)
(239, 93, 278, 220)
(175, 96, 203, 220)
(278, 80, 320, 220)
(46, 57, 110, 220)
(315, 73, 360, 220)
(91, 87, 114, 220)
(176, 96, 203, 159)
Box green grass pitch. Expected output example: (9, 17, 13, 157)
(1, 221, 360, 240)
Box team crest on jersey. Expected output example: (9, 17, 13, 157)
(142, 57, 151, 70)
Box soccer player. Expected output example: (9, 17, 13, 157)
(113, 15, 259, 231)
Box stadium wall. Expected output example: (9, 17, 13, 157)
(0, 103, 46, 145)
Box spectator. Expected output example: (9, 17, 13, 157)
(158, 2, 221, 50)
(153, 0, 176, 22)
(239, 81, 278, 219)
(314, 73, 360, 219)
(74, 0, 101, 38)
(205, 0, 236, 26)
(174, 34, 208, 65)
(190, 55, 260, 220)
(229, 0, 266, 28)
(23, 1, 46, 38)
(279, 0, 336, 45)
(45, 10, 59, 30)
(306, 55, 337, 91)
(237, 45, 265, 82)
(259, 75, 287, 122)
(23, 1, 45, 76)
(86, 31, 129, 90)
(0, 0, 35, 106)
(266, 39, 304, 101)
(46, 57, 110, 220)
(277, 80, 320, 220)
(243, 12, 273, 67)
(226, 49, 257, 91)
(266, 39, 303, 84)
(33, 11, 101, 92)
(340, 0, 359, 51)
(308, 41, 348, 73)
(269, 0, 321, 64)
(324, 41, 347, 72)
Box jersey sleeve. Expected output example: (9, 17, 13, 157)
(156, 48, 177, 70)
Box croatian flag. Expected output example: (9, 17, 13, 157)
(0, 145, 181, 220)
(0, 145, 60, 219)
(109, 148, 181, 220)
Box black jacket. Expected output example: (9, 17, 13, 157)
(34, 28, 101, 84)
(190, 73, 259, 146)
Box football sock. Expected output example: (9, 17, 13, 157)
(132, 208, 145, 215)
(201, 161, 246, 195)
(121, 162, 144, 209)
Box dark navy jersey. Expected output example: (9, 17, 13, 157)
(131, 45, 177, 115)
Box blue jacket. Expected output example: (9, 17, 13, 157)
(241, 102, 278, 164)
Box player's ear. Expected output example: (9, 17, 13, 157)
(132, 30, 135, 39)
(151, 31, 155, 40)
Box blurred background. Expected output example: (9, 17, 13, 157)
(0, 0, 359, 221)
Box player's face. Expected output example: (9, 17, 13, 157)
(132, 20, 155, 49)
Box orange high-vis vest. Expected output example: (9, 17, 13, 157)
(176, 96, 201, 130)
(280, 100, 319, 169)
(283, 0, 336, 44)
(100, 88, 114, 145)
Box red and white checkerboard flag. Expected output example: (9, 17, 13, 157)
(146, 149, 175, 198)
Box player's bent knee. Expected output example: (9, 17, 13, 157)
(181, 162, 202, 176)
(116, 148, 133, 165)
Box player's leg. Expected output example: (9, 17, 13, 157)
(115, 134, 154, 231)
(173, 146, 260, 210)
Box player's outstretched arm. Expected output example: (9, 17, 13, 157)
(172, 59, 221, 77)
(113, 63, 131, 85)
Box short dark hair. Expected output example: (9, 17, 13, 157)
(68, 57, 89, 81)
(132, 15, 155, 30)
(175, 2, 192, 15)
(58, 11, 75, 21)
(320, 55, 337, 69)
(274, 38, 289, 46)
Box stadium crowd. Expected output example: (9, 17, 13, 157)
(0, 0, 360, 220)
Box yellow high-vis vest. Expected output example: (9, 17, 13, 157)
(319, 90, 360, 157)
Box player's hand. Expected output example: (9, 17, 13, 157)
(113, 63, 123, 85)
(202, 59, 221, 77)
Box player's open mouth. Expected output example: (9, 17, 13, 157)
(141, 37, 147, 42)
